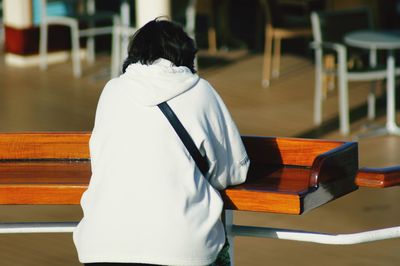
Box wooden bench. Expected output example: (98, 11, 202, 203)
(0, 132, 398, 215)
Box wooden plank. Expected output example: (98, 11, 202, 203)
(0, 186, 86, 205)
(0, 162, 309, 210)
(222, 189, 301, 214)
(221, 166, 309, 214)
(0, 161, 90, 184)
(243, 136, 344, 167)
(0, 161, 90, 204)
(0, 162, 310, 213)
(0, 132, 91, 160)
(356, 166, 400, 188)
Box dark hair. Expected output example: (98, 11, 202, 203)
(122, 18, 197, 73)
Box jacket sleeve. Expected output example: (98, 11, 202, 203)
(202, 88, 250, 190)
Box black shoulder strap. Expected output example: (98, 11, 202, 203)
(158, 102, 209, 176)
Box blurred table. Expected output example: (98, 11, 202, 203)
(345, 30, 400, 137)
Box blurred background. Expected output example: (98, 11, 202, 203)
(1, 0, 400, 265)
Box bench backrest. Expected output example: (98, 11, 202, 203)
(0, 133, 346, 168)
(0, 132, 91, 160)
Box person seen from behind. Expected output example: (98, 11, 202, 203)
(73, 17, 250, 266)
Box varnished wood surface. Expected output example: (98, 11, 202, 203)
(0, 161, 89, 204)
(0, 133, 359, 214)
(242, 136, 344, 166)
(0, 132, 91, 159)
(1, 132, 345, 165)
(0, 159, 355, 214)
(222, 166, 310, 214)
(309, 142, 358, 187)
(0, 131, 397, 214)
(356, 166, 400, 188)
(0, 161, 310, 210)
(0, 161, 90, 184)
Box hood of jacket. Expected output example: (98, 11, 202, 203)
(120, 58, 200, 106)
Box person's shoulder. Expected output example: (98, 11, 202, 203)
(193, 78, 218, 98)
(104, 76, 132, 94)
(196, 78, 213, 90)
(196, 78, 226, 103)
(103, 77, 126, 91)
(190, 78, 231, 118)
(97, 77, 127, 104)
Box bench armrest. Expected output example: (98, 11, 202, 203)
(357, 166, 400, 188)
(310, 142, 358, 187)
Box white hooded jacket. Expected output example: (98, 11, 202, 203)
(73, 58, 250, 265)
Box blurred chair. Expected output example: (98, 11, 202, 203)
(311, 8, 390, 136)
(193, 0, 217, 53)
(111, 25, 136, 78)
(39, 0, 120, 78)
(111, 0, 205, 78)
(260, 0, 316, 88)
(172, 0, 216, 53)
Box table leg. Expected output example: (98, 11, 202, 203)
(386, 50, 400, 134)
(354, 49, 400, 139)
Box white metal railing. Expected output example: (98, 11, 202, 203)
(0, 222, 77, 234)
(230, 225, 400, 245)
(1, 211, 400, 266)
(1, 216, 399, 244)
